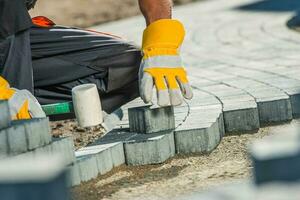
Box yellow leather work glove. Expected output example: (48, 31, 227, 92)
(139, 19, 193, 106)
(0, 76, 46, 120)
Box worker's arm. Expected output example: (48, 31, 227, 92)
(138, 0, 172, 25)
(138, 0, 193, 106)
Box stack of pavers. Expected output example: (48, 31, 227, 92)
(0, 100, 75, 184)
(69, 105, 176, 185)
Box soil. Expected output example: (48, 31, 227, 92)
(50, 120, 105, 150)
(29, 0, 199, 28)
(71, 121, 295, 200)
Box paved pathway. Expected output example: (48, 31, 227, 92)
(67, 0, 300, 186)
(93, 0, 300, 140)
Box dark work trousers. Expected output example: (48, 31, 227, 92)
(1, 25, 142, 114)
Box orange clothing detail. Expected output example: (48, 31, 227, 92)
(32, 16, 55, 27)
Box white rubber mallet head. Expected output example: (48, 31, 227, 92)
(72, 84, 103, 128)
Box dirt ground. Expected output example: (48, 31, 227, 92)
(29, 0, 199, 28)
(50, 120, 105, 150)
(71, 121, 296, 200)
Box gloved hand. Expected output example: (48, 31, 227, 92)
(0, 76, 45, 120)
(139, 19, 193, 106)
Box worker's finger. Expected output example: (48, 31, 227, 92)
(157, 89, 170, 107)
(139, 72, 154, 104)
(157, 77, 170, 107)
(169, 88, 183, 106)
(177, 77, 193, 100)
(165, 75, 182, 106)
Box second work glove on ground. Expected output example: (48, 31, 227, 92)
(0, 76, 46, 120)
(139, 19, 193, 106)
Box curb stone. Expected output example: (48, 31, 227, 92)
(0, 101, 10, 130)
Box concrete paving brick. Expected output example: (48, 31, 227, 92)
(285, 87, 300, 118)
(109, 142, 125, 167)
(12, 118, 52, 150)
(188, 112, 221, 123)
(32, 144, 51, 159)
(67, 163, 81, 187)
(0, 101, 11, 130)
(128, 106, 175, 134)
(250, 137, 300, 185)
(92, 130, 137, 145)
(51, 137, 76, 165)
(222, 100, 257, 111)
(124, 131, 175, 165)
(223, 102, 260, 134)
(220, 94, 254, 102)
(0, 155, 69, 200)
(257, 97, 292, 124)
(218, 113, 225, 138)
(174, 105, 189, 114)
(13, 137, 75, 166)
(175, 114, 223, 154)
(76, 155, 99, 182)
(76, 142, 125, 175)
(6, 124, 27, 156)
(0, 131, 8, 159)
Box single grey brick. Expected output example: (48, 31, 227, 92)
(76, 155, 99, 182)
(288, 93, 300, 118)
(223, 101, 260, 134)
(76, 144, 114, 176)
(0, 101, 11, 130)
(124, 131, 175, 165)
(128, 106, 175, 134)
(13, 138, 74, 166)
(33, 143, 52, 158)
(109, 142, 125, 167)
(218, 113, 225, 138)
(51, 137, 75, 165)
(6, 124, 27, 156)
(175, 116, 222, 154)
(67, 163, 81, 187)
(0, 131, 8, 159)
(257, 97, 292, 124)
(0, 155, 69, 200)
(250, 137, 300, 185)
(12, 118, 52, 150)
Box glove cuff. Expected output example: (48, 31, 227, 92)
(142, 19, 185, 57)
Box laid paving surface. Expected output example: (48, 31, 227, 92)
(72, 120, 296, 200)
(78, 0, 300, 169)
(70, 0, 300, 196)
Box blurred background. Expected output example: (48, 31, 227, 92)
(29, 0, 200, 28)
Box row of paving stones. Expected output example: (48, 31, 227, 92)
(0, 100, 76, 174)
